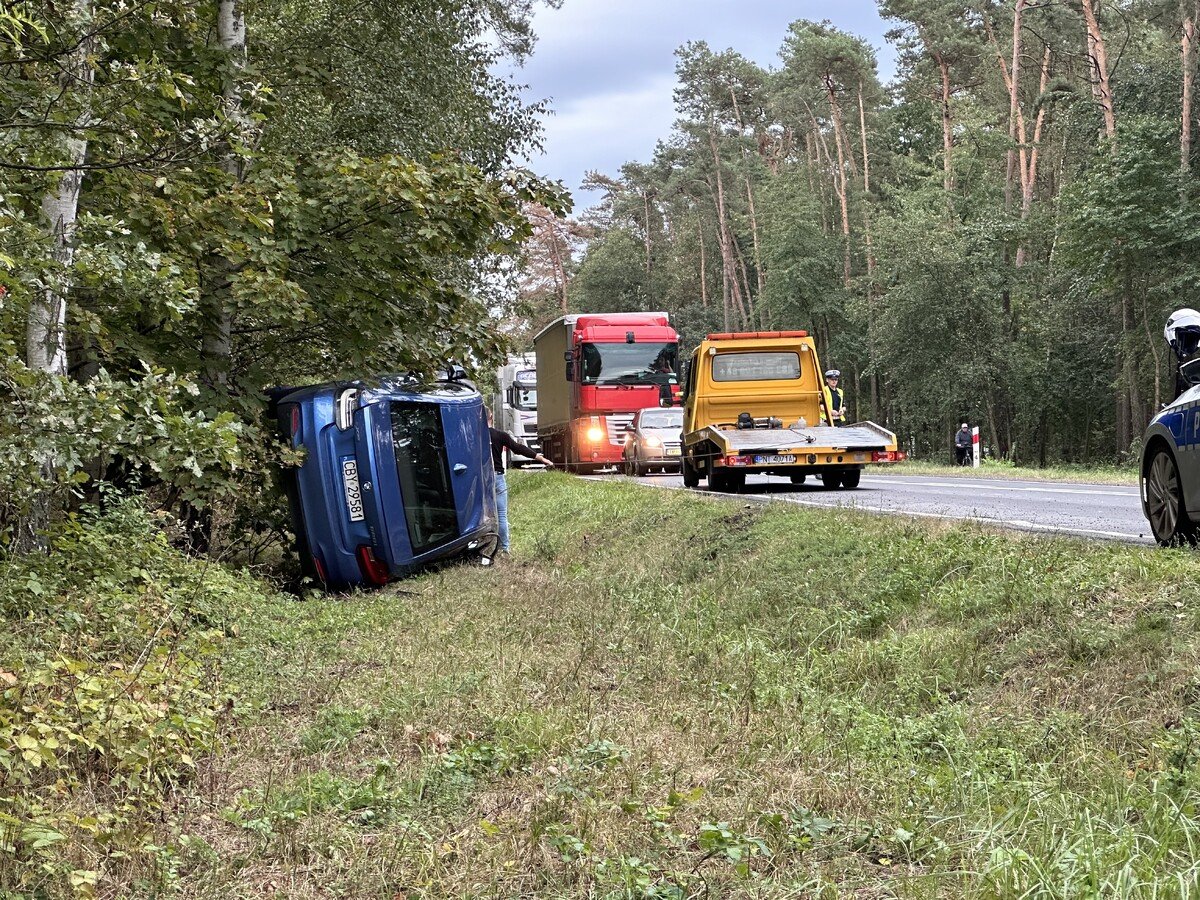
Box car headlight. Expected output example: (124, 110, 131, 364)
(644, 436, 662, 448)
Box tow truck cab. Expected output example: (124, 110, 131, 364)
(681, 331, 905, 492)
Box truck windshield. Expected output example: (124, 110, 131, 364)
(581, 342, 678, 385)
(712, 351, 801, 382)
(513, 370, 537, 410)
(390, 403, 459, 554)
(514, 388, 537, 411)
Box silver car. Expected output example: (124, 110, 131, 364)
(622, 407, 684, 476)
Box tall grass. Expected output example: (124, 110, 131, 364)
(161, 473, 1200, 897)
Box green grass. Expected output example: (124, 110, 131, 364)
(9, 476, 1200, 897)
(182, 473, 1200, 898)
(887, 458, 1138, 485)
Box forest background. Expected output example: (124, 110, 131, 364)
(517, 0, 1200, 466)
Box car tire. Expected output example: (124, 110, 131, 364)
(840, 469, 862, 489)
(1145, 448, 1197, 546)
(623, 456, 635, 477)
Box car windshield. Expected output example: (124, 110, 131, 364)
(390, 403, 459, 555)
(581, 342, 678, 385)
(640, 409, 683, 429)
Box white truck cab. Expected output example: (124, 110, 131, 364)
(493, 354, 540, 466)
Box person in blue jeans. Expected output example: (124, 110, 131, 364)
(487, 408, 553, 554)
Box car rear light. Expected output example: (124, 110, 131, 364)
(723, 455, 752, 467)
(356, 545, 390, 585)
(872, 450, 907, 462)
(289, 405, 301, 440)
(313, 556, 327, 584)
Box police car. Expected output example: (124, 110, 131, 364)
(1142, 309, 1200, 545)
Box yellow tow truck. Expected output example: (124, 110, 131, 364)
(680, 330, 905, 491)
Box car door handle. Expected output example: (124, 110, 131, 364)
(453, 463, 468, 474)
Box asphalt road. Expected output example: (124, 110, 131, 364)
(596, 469, 1151, 544)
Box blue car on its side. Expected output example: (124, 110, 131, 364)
(270, 374, 498, 589)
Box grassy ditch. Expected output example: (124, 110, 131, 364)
(190, 473, 1200, 898)
(5, 475, 1200, 897)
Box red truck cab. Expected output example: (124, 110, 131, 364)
(534, 312, 680, 473)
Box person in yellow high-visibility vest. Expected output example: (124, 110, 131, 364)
(823, 369, 846, 425)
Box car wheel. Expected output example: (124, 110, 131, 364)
(623, 455, 635, 477)
(1145, 448, 1196, 546)
(840, 469, 862, 489)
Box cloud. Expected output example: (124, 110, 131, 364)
(514, 0, 896, 207)
(534, 72, 678, 200)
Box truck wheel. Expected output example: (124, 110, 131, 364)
(710, 469, 745, 493)
(822, 471, 843, 489)
(840, 469, 862, 489)
(682, 460, 700, 488)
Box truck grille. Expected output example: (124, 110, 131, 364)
(605, 414, 634, 446)
(523, 422, 538, 436)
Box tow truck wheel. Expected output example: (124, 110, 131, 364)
(1145, 448, 1197, 546)
(822, 471, 843, 489)
(840, 469, 862, 489)
(789, 473, 806, 485)
(682, 459, 700, 488)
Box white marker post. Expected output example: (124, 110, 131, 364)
(972, 426, 981, 468)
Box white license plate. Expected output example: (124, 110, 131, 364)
(341, 459, 365, 522)
(754, 454, 796, 465)
(665, 447, 681, 457)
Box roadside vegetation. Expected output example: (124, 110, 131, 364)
(884, 458, 1139, 486)
(8, 474, 1200, 897)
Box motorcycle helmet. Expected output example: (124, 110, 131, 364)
(1165, 308, 1200, 360)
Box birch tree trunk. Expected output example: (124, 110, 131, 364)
(19, 0, 94, 551)
(27, 0, 94, 377)
(201, 0, 249, 392)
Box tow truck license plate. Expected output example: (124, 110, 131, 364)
(754, 454, 796, 465)
(342, 459, 365, 522)
(666, 447, 681, 456)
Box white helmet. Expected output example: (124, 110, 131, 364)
(1166, 308, 1200, 360)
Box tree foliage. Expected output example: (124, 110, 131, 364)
(0, 0, 563, 544)
(553, 3, 1200, 463)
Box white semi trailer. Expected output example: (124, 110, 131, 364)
(493, 354, 540, 467)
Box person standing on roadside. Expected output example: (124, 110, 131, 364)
(487, 408, 553, 556)
(823, 369, 846, 425)
(954, 422, 972, 466)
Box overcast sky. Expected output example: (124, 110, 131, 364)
(512, 0, 897, 209)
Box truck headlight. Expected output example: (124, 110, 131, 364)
(586, 425, 605, 442)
